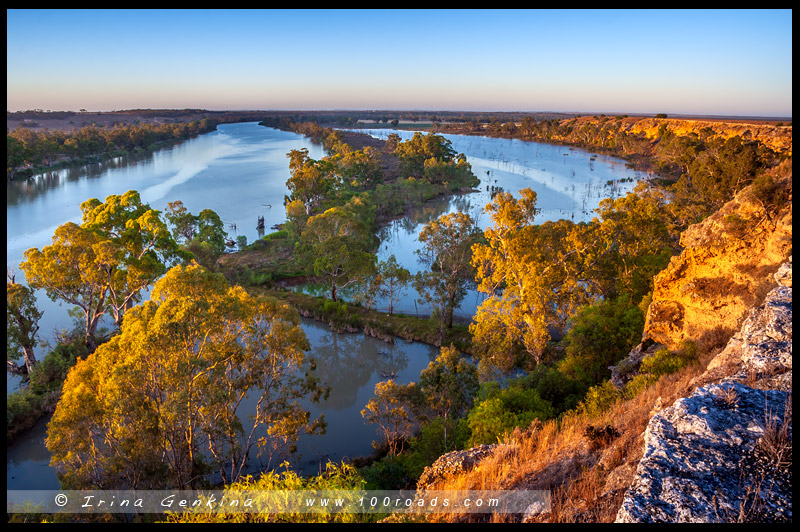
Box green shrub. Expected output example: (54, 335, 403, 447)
(523, 366, 585, 414)
(623, 373, 659, 399)
(558, 297, 645, 388)
(6, 389, 43, 427)
(747, 172, 790, 211)
(639, 341, 698, 378)
(622, 340, 698, 399)
(577, 380, 621, 417)
(360, 457, 410, 491)
(247, 270, 273, 286)
(402, 417, 471, 480)
(322, 299, 349, 318)
(263, 230, 288, 241)
(466, 383, 554, 446)
(27, 343, 82, 395)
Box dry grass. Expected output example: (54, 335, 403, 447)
(712, 385, 740, 410)
(424, 361, 709, 523)
(756, 395, 792, 469)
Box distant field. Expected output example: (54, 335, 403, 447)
(6, 111, 214, 133)
(8, 110, 789, 134)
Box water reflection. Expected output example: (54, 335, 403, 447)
(338, 127, 641, 317)
(6, 416, 61, 490)
(6, 150, 161, 206)
(6, 122, 641, 488)
(6, 123, 325, 393)
(291, 319, 437, 475)
(349, 128, 641, 228)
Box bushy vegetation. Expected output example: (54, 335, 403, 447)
(8, 110, 789, 523)
(164, 461, 368, 523)
(7, 335, 87, 442)
(7, 118, 219, 179)
(624, 341, 699, 399)
(467, 383, 554, 446)
(558, 297, 646, 389)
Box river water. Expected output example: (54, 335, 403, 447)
(6, 122, 643, 489)
(300, 128, 643, 318)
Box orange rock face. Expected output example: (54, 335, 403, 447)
(628, 118, 793, 156)
(643, 162, 792, 352)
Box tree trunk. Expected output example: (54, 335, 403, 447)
(7, 360, 26, 375)
(85, 315, 100, 352)
(23, 345, 37, 374)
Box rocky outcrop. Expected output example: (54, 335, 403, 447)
(616, 260, 792, 522)
(643, 164, 791, 353)
(416, 444, 498, 490)
(615, 382, 791, 522)
(610, 167, 791, 386)
(706, 257, 793, 391)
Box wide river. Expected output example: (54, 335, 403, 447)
(6, 122, 644, 489)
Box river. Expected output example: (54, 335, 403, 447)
(6, 122, 644, 489)
(299, 127, 643, 318)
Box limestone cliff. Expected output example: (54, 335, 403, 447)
(643, 161, 792, 354)
(626, 117, 792, 156)
(616, 259, 792, 522)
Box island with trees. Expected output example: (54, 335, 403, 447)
(7, 109, 792, 523)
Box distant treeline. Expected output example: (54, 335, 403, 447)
(258, 110, 579, 127)
(7, 108, 268, 121)
(262, 112, 783, 227)
(7, 118, 220, 180)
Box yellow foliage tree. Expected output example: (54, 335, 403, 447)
(46, 262, 323, 489)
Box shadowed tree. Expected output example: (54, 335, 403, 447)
(361, 379, 423, 456)
(47, 262, 324, 489)
(418, 345, 479, 450)
(7, 272, 42, 374)
(299, 203, 376, 302)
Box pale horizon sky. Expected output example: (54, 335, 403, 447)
(6, 9, 793, 118)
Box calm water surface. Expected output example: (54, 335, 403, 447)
(299, 128, 645, 318)
(6, 123, 642, 489)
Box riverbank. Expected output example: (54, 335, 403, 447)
(214, 122, 482, 352)
(254, 285, 473, 353)
(8, 136, 201, 181)
(6, 109, 269, 133)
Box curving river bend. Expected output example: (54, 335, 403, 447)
(6, 122, 645, 489)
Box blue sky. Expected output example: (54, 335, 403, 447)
(6, 9, 793, 117)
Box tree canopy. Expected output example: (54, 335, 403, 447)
(7, 273, 42, 374)
(414, 211, 481, 335)
(20, 190, 182, 350)
(47, 262, 323, 489)
(298, 199, 377, 301)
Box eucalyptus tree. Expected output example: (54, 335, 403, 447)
(414, 211, 481, 336)
(286, 148, 337, 216)
(20, 190, 183, 350)
(299, 200, 376, 302)
(418, 345, 479, 450)
(47, 262, 323, 489)
(7, 272, 42, 374)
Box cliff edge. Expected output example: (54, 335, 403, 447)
(644, 161, 791, 353)
(616, 259, 791, 522)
